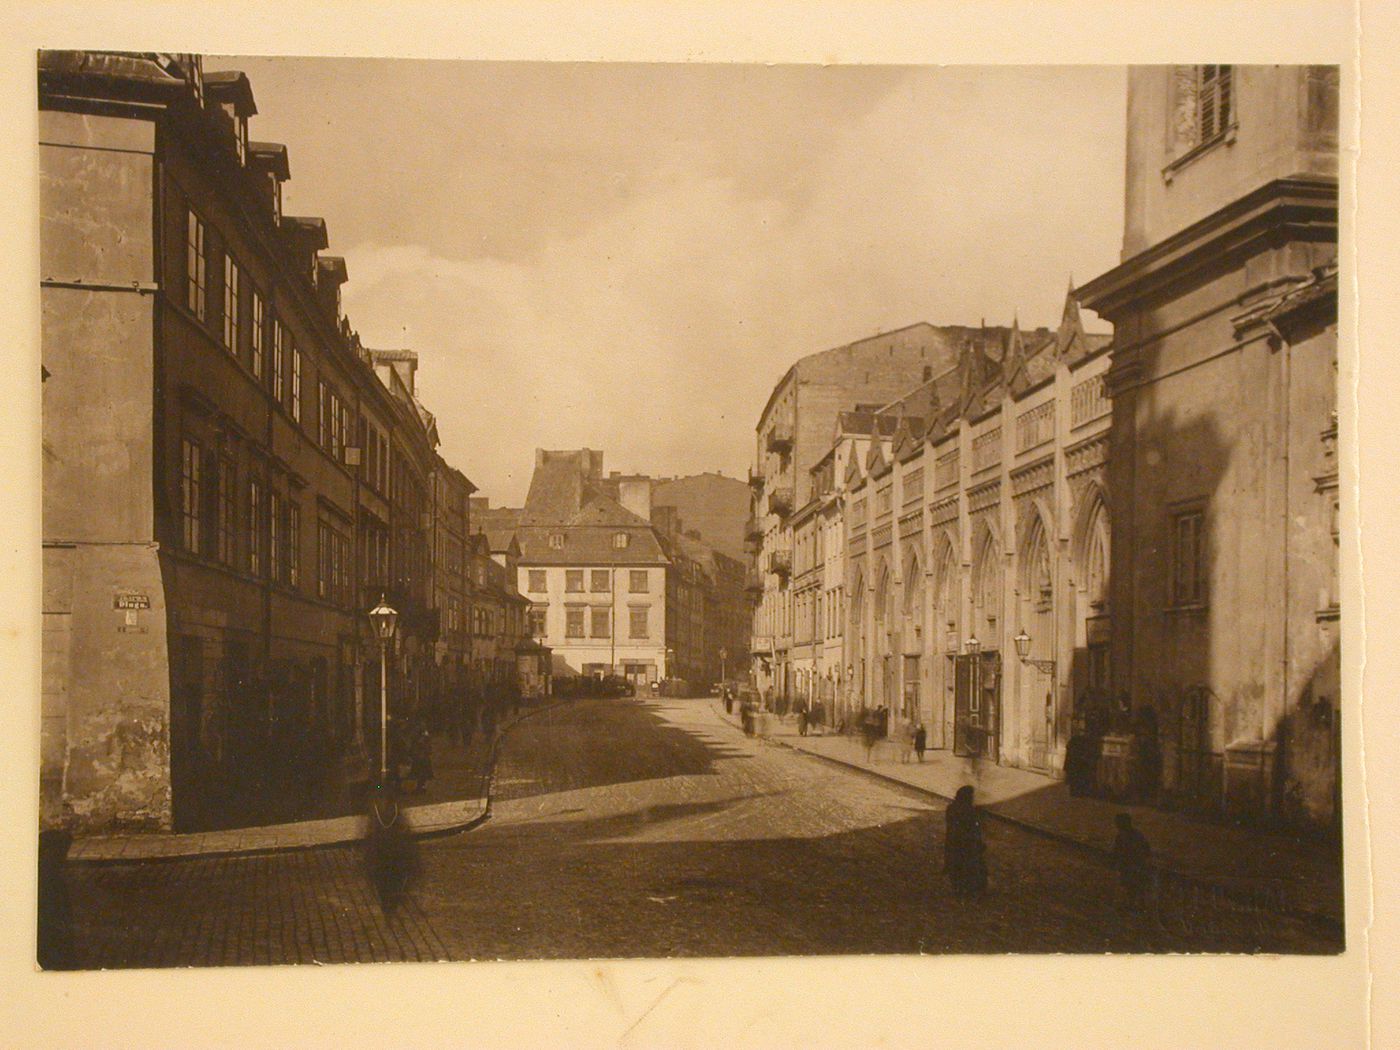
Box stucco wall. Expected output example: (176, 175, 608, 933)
(1123, 65, 1339, 258)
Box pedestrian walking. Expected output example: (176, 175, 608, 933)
(1112, 812, 1152, 910)
(860, 714, 881, 764)
(407, 717, 434, 793)
(944, 785, 988, 900)
(899, 722, 916, 763)
(797, 708, 808, 737)
(914, 723, 927, 762)
(363, 784, 421, 916)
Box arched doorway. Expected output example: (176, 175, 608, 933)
(1018, 510, 1056, 772)
(873, 561, 894, 715)
(955, 528, 1001, 759)
(901, 549, 924, 726)
(931, 533, 959, 749)
(848, 567, 866, 722)
(1073, 493, 1112, 730)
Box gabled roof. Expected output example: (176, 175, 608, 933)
(515, 525, 669, 566)
(866, 439, 890, 478)
(893, 416, 925, 462)
(485, 529, 521, 557)
(844, 447, 865, 488)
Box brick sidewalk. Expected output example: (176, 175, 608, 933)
(66, 701, 564, 863)
(714, 701, 1343, 927)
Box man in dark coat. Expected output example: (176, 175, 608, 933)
(944, 785, 988, 899)
(1112, 812, 1152, 909)
(913, 723, 928, 762)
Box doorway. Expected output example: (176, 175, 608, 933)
(953, 651, 1000, 760)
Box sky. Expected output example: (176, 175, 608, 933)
(208, 58, 1127, 506)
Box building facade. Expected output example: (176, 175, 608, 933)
(748, 323, 1029, 706)
(38, 52, 486, 833)
(842, 299, 1113, 776)
(1079, 65, 1340, 827)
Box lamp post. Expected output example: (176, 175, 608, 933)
(367, 595, 399, 789)
(1014, 628, 1056, 674)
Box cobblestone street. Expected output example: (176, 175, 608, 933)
(65, 697, 1341, 967)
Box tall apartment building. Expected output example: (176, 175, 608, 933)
(1079, 65, 1340, 827)
(39, 52, 465, 833)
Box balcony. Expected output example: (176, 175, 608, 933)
(745, 568, 765, 597)
(748, 468, 765, 490)
(745, 515, 765, 542)
(768, 486, 794, 518)
(768, 550, 792, 579)
(766, 422, 793, 453)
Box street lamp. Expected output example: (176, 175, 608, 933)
(1014, 628, 1056, 674)
(964, 635, 981, 656)
(367, 595, 399, 789)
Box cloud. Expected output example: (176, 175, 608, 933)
(316, 64, 1126, 505)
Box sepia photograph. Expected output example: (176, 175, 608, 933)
(31, 49, 1351, 975)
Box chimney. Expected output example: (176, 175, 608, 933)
(618, 478, 652, 522)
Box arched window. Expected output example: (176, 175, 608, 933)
(1084, 505, 1109, 610)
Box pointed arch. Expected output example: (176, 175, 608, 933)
(902, 545, 924, 619)
(971, 524, 1003, 643)
(1072, 482, 1111, 611)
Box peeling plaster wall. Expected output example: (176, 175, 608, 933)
(41, 108, 172, 831)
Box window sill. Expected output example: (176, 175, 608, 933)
(1162, 124, 1238, 183)
(1316, 605, 1340, 623)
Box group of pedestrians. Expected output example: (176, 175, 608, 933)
(941, 784, 1153, 909)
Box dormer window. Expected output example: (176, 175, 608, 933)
(613, 532, 629, 549)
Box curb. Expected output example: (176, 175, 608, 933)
(67, 699, 574, 865)
(708, 699, 1343, 936)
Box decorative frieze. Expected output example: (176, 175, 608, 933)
(934, 448, 960, 491)
(1011, 455, 1053, 497)
(929, 495, 958, 527)
(872, 523, 893, 549)
(1070, 374, 1110, 427)
(972, 426, 1002, 472)
(903, 467, 924, 506)
(899, 511, 923, 539)
(1066, 434, 1108, 478)
(967, 480, 1000, 514)
(1016, 401, 1055, 453)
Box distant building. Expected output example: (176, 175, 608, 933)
(1079, 65, 1339, 828)
(649, 472, 751, 561)
(490, 450, 749, 692)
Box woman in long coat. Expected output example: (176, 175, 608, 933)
(944, 785, 988, 899)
